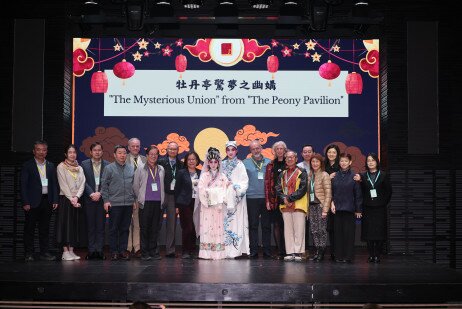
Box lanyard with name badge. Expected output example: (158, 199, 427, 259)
(93, 163, 101, 186)
(310, 175, 315, 202)
(170, 161, 177, 190)
(283, 169, 297, 195)
(367, 171, 381, 198)
(251, 158, 264, 180)
(37, 162, 48, 186)
(149, 166, 158, 191)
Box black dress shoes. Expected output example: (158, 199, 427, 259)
(165, 253, 176, 258)
(249, 253, 258, 259)
(141, 255, 152, 261)
(181, 253, 191, 259)
(262, 253, 273, 259)
(39, 252, 56, 261)
(335, 259, 347, 263)
(110, 253, 119, 261)
(368, 256, 374, 263)
(373, 256, 381, 263)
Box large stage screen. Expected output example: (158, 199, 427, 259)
(73, 38, 379, 171)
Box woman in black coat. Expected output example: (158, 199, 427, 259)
(360, 153, 392, 263)
(174, 151, 201, 259)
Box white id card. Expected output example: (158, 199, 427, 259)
(151, 183, 158, 192)
(41, 178, 48, 186)
(170, 179, 176, 190)
(95, 177, 100, 186)
(257, 172, 264, 180)
(370, 189, 377, 198)
(310, 193, 315, 202)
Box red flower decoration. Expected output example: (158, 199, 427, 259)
(281, 46, 293, 57)
(73, 48, 94, 77)
(162, 46, 173, 57)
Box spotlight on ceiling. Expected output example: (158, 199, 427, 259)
(82, 0, 101, 15)
(215, 0, 238, 17)
(182, 0, 203, 9)
(150, 0, 174, 16)
(309, 0, 329, 31)
(125, 0, 145, 31)
(249, 0, 272, 10)
(279, 0, 301, 17)
(352, 0, 369, 17)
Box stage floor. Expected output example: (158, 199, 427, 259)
(0, 249, 461, 305)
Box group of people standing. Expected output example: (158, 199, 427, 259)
(20, 138, 391, 263)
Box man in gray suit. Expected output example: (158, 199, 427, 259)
(81, 142, 109, 260)
(125, 137, 147, 258)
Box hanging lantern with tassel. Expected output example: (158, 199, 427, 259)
(267, 55, 279, 79)
(345, 72, 363, 94)
(175, 54, 187, 79)
(91, 71, 108, 93)
(319, 60, 340, 86)
(113, 59, 135, 80)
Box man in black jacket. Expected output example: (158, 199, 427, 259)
(20, 140, 58, 261)
(81, 142, 110, 260)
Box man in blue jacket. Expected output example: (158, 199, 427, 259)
(20, 140, 58, 261)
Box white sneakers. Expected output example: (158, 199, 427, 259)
(69, 251, 81, 260)
(62, 251, 81, 261)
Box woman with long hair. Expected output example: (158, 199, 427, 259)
(56, 144, 86, 261)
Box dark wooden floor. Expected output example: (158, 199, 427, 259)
(0, 249, 461, 305)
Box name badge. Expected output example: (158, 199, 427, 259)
(310, 193, 315, 202)
(257, 172, 264, 180)
(95, 177, 100, 186)
(192, 190, 197, 199)
(41, 178, 48, 186)
(170, 179, 176, 190)
(370, 189, 377, 198)
(151, 183, 158, 192)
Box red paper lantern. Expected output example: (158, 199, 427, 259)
(175, 54, 187, 79)
(319, 60, 341, 86)
(345, 72, 363, 94)
(90, 71, 108, 93)
(267, 55, 279, 79)
(113, 59, 135, 79)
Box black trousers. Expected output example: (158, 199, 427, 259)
(139, 201, 162, 256)
(84, 199, 106, 253)
(246, 198, 271, 255)
(24, 194, 52, 255)
(108, 206, 132, 254)
(179, 200, 196, 254)
(333, 211, 356, 261)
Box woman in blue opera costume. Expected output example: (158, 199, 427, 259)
(221, 141, 250, 259)
(195, 147, 230, 260)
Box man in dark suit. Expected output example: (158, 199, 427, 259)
(158, 141, 184, 257)
(20, 140, 58, 261)
(81, 142, 109, 260)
